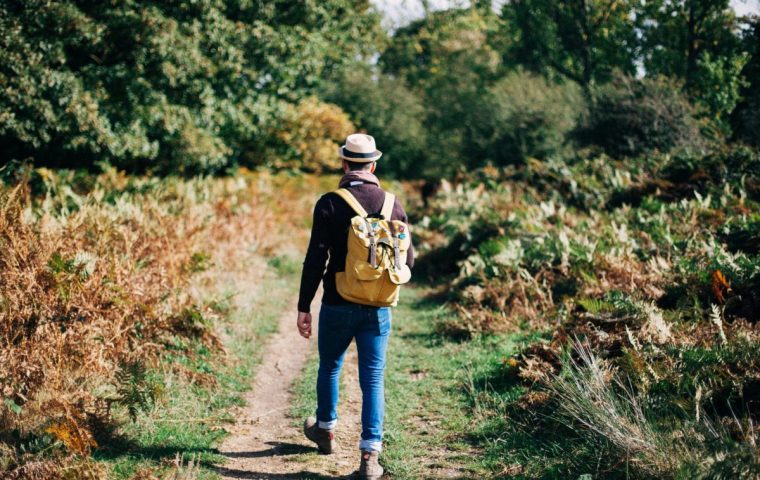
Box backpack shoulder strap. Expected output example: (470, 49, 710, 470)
(333, 188, 368, 217)
(381, 192, 395, 220)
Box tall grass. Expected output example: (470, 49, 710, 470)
(550, 340, 686, 477)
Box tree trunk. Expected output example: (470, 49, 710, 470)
(685, 0, 698, 86)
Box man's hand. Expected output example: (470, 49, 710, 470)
(297, 311, 312, 339)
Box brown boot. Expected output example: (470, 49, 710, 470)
(303, 417, 335, 454)
(358, 450, 383, 479)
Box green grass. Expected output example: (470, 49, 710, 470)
(384, 289, 535, 478)
(94, 258, 299, 479)
(290, 355, 319, 424)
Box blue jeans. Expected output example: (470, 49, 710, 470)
(316, 303, 391, 452)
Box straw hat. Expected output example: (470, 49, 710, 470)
(338, 133, 382, 162)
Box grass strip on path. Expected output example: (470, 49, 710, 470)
(383, 288, 525, 479)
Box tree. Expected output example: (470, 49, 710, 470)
(381, 7, 502, 89)
(501, 0, 639, 93)
(732, 17, 760, 147)
(639, 0, 739, 86)
(380, 7, 503, 175)
(321, 67, 428, 178)
(0, 0, 384, 173)
(471, 70, 586, 165)
(639, 0, 746, 130)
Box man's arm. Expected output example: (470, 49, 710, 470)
(297, 196, 331, 313)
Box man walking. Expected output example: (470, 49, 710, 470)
(296, 133, 414, 479)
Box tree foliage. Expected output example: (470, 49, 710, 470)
(268, 97, 355, 173)
(381, 7, 502, 89)
(0, 0, 383, 173)
(501, 0, 639, 91)
(639, 0, 746, 129)
(379, 8, 503, 176)
(322, 67, 428, 178)
(1, 0, 758, 175)
(639, 0, 740, 85)
(499, 0, 752, 136)
(732, 18, 760, 147)
(471, 70, 585, 164)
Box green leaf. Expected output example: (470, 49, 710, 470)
(4, 398, 23, 415)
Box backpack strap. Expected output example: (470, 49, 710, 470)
(382, 192, 401, 269)
(380, 192, 395, 220)
(334, 188, 368, 217)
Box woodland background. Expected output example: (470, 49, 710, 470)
(2, 1, 760, 479)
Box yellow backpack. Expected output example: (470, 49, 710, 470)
(333, 188, 412, 307)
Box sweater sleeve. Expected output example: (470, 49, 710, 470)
(298, 196, 331, 313)
(393, 197, 415, 269)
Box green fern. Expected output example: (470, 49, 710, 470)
(115, 361, 159, 422)
(19, 435, 56, 455)
(578, 292, 643, 317)
(577, 298, 614, 314)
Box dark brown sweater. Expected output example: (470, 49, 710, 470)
(297, 174, 414, 313)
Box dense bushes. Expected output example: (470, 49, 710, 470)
(582, 75, 703, 157)
(414, 153, 760, 477)
(0, 0, 382, 174)
(472, 71, 585, 164)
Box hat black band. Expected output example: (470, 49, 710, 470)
(342, 148, 378, 159)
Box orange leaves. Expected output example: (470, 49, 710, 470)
(0, 171, 317, 473)
(275, 97, 355, 172)
(711, 269, 732, 303)
(46, 418, 97, 456)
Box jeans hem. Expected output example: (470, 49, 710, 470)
(318, 419, 337, 430)
(359, 439, 383, 452)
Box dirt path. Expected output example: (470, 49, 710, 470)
(215, 301, 366, 479)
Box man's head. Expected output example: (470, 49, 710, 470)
(338, 134, 381, 173)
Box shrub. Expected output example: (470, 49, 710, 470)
(661, 145, 760, 185)
(733, 92, 760, 148)
(472, 70, 586, 164)
(583, 74, 703, 157)
(271, 97, 355, 173)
